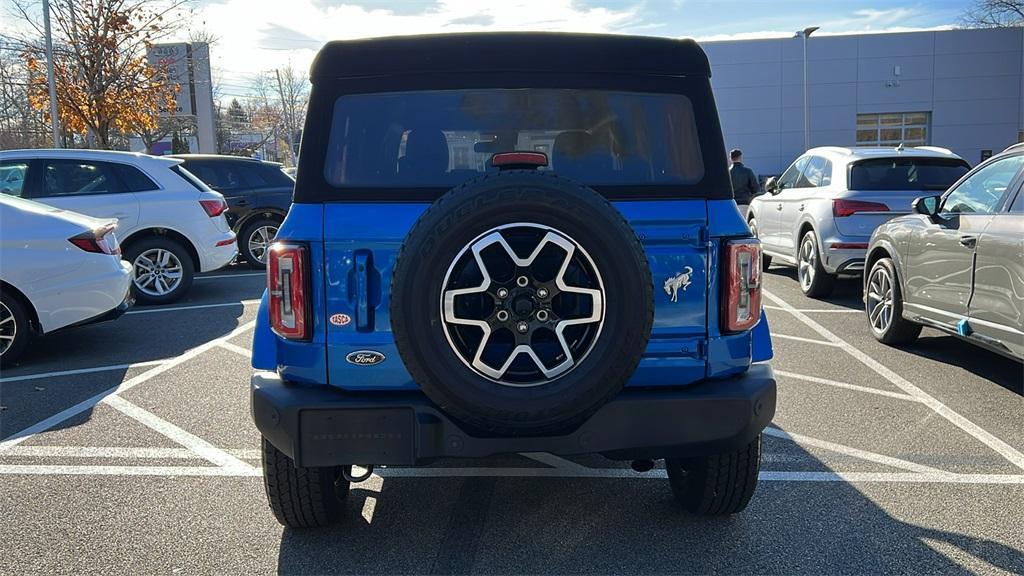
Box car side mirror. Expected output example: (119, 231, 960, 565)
(765, 176, 779, 195)
(912, 195, 940, 217)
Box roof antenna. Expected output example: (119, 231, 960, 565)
(895, 142, 905, 153)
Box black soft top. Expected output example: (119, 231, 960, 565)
(310, 33, 711, 81)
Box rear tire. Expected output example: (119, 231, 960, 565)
(0, 293, 31, 365)
(797, 230, 835, 298)
(665, 435, 761, 515)
(866, 257, 921, 345)
(262, 437, 350, 528)
(239, 217, 280, 270)
(124, 237, 195, 305)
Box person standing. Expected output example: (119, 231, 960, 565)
(729, 149, 759, 218)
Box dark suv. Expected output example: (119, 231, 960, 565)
(172, 155, 294, 267)
(251, 33, 776, 528)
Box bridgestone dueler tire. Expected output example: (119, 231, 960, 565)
(261, 437, 349, 528)
(390, 171, 654, 436)
(665, 435, 761, 515)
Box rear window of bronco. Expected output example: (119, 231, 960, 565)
(323, 89, 704, 189)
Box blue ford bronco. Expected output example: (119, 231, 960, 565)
(251, 33, 776, 528)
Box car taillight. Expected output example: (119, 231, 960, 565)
(199, 198, 227, 217)
(833, 199, 889, 218)
(268, 242, 309, 340)
(722, 239, 762, 333)
(69, 224, 120, 255)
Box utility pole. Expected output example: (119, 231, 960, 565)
(798, 26, 819, 152)
(275, 68, 296, 166)
(42, 0, 61, 148)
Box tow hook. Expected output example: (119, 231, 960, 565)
(342, 465, 375, 483)
(630, 459, 655, 473)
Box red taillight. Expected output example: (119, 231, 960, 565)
(722, 239, 762, 333)
(69, 224, 120, 255)
(268, 242, 309, 340)
(199, 198, 227, 217)
(833, 199, 889, 218)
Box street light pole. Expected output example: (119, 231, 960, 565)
(799, 26, 819, 152)
(42, 0, 61, 148)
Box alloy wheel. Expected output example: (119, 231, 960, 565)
(798, 236, 817, 291)
(867, 265, 895, 335)
(440, 223, 605, 387)
(0, 301, 16, 356)
(248, 225, 278, 265)
(133, 248, 184, 297)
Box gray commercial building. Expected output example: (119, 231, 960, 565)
(703, 27, 1024, 177)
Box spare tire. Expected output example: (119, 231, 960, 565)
(391, 170, 653, 435)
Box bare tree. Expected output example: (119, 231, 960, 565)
(0, 46, 50, 149)
(961, 0, 1024, 27)
(273, 64, 308, 166)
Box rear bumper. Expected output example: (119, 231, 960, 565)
(251, 364, 777, 468)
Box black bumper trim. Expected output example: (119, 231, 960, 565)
(251, 364, 777, 468)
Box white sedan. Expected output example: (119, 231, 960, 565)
(0, 195, 132, 364)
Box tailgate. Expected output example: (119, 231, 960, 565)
(323, 201, 709, 390)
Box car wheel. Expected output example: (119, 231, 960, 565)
(748, 218, 772, 269)
(262, 437, 349, 528)
(125, 237, 195, 305)
(240, 218, 280, 270)
(866, 257, 921, 345)
(797, 230, 835, 298)
(391, 170, 654, 436)
(666, 435, 761, 515)
(0, 293, 30, 365)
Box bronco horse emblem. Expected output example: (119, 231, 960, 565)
(663, 266, 694, 303)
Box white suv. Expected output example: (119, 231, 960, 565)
(748, 146, 970, 297)
(0, 150, 237, 304)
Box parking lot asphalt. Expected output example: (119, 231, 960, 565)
(1, 264, 1022, 575)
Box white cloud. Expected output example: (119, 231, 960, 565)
(190, 0, 640, 98)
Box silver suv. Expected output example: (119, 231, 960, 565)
(748, 146, 969, 297)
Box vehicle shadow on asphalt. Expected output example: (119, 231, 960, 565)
(273, 443, 1024, 574)
(899, 336, 1024, 394)
(0, 305, 248, 440)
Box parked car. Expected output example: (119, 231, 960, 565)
(864, 144, 1024, 361)
(0, 195, 132, 364)
(172, 155, 294, 268)
(250, 33, 776, 528)
(748, 146, 970, 297)
(0, 150, 236, 304)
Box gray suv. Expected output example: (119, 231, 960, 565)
(864, 145, 1024, 361)
(749, 146, 969, 297)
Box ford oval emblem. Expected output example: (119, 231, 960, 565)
(346, 350, 385, 366)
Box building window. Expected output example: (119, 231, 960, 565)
(856, 112, 930, 147)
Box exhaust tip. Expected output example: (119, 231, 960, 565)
(630, 459, 655, 473)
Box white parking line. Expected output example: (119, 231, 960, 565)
(0, 321, 255, 454)
(764, 290, 1024, 472)
(218, 341, 252, 358)
(775, 369, 920, 402)
(103, 396, 256, 472)
(0, 359, 169, 384)
(195, 273, 265, 280)
(764, 427, 949, 475)
(772, 333, 842, 347)
(765, 305, 860, 314)
(126, 299, 261, 315)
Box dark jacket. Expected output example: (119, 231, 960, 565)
(729, 162, 759, 204)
